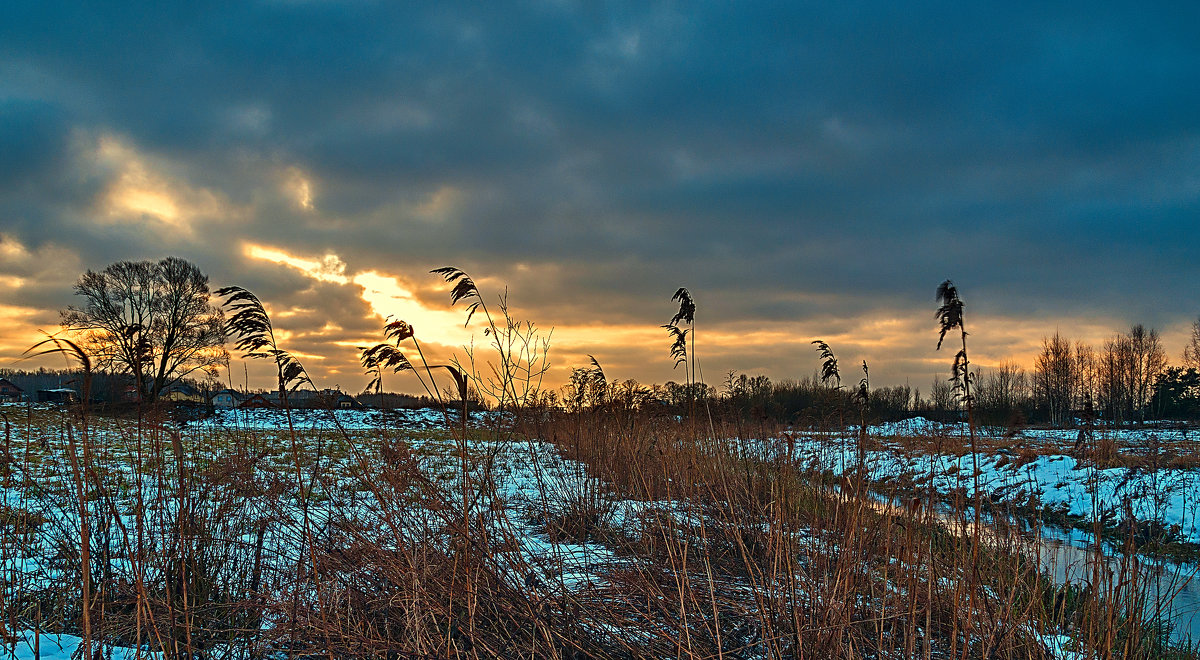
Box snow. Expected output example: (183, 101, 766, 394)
(786, 419, 1200, 546)
(6, 406, 1200, 653)
(870, 416, 962, 437)
(1039, 632, 1086, 660)
(7, 631, 156, 660)
(2, 405, 633, 654)
(196, 405, 451, 430)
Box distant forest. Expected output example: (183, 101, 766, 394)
(553, 323, 1200, 427)
(8, 321, 1200, 426)
(0, 368, 441, 410)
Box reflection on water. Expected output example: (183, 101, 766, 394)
(860, 493, 1200, 644)
(1035, 525, 1200, 644)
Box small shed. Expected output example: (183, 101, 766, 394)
(37, 388, 79, 404)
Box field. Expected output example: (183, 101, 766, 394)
(2, 400, 1199, 659)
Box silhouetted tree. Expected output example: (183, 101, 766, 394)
(1183, 318, 1200, 371)
(975, 361, 1028, 429)
(1033, 332, 1076, 426)
(1097, 325, 1167, 424)
(61, 257, 226, 402)
(1128, 324, 1167, 421)
(1151, 367, 1200, 420)
(1099, 333, 1132, 424)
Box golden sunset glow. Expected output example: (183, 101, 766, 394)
(8, 236, 1197, 394)
(352, 270, 476, 344)
(111, 187, 181, 223)
(0, 274, 26, 289)
(242, 242, 477, 348)
(243, 243, 350, 284)
(0, 303, 55, 357)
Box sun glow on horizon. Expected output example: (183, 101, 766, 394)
(242, 242, 476, 346)
(238, 240, 1159, 393)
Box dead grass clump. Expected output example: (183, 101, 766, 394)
(1015, 447, 1041, 469)
(1089, 435, 1122, 467)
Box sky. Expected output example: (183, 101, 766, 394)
(2, 2, 1199, 396)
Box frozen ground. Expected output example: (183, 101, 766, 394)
(3, 405, 1193, 655)
(0, 405, 640, 658)
(785, 417, 1200, 546)
(8, 631, 152, 660)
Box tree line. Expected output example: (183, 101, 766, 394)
(34, 255, 1200, 426)
(1002, 322, 1200, 426)
(696, 322, 1200, 427)
(550, 325, 1200, 428)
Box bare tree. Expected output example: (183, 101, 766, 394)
(1128, 324, 1167, 421)
(929, 374, 955, 420)
(975, 361, 1028, 428)
(1099, 334, 1133, 424)
(1183, 317, 1200, 370)
(1074, 341, 1098, 413)
(61, 257, 227, 401)
(1033, 332, 1076, 426)
(1097, 325, 1167, 424)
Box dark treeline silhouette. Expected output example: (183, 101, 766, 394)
(0, 367, 143, 403)
(550, 325, 1200, 429)
(668, 321, 1200, 427)
(0, 367, 466, 412)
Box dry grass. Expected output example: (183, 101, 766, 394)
(3, 393, 1196, 658)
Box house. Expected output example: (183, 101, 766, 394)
(263, 388, 359, 409)
(211, 389, 247, 408)
(162, 383, 204, 404)
(0, 378, 23, 402)
(271, 389, 319, 408)
(238, 393, 277, 409)
(37, 388, 79, 404)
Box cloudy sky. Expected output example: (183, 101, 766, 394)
(3, 2, 1199, 395)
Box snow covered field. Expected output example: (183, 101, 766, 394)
(0, 404, 663, 657)
(2, 404, 1197, 656)
(789, 417, 1200, 547)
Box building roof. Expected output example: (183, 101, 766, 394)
(238, 392, 277, 408)
(0, 378, 23, 391)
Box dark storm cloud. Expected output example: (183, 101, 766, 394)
(0, 98, 72, 191)
(3, 1, 1200, 386)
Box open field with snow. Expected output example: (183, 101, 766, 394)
(1, 403, 1198, 659)
(792, 417, 1200, 553)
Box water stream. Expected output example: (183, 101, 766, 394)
(1036, 524, 1200, 644)
(862, 492, 1200, 645)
